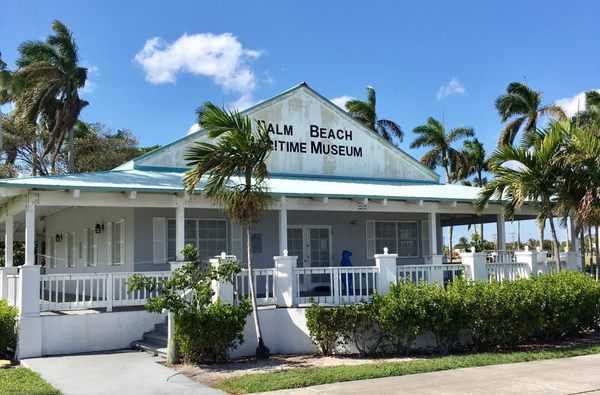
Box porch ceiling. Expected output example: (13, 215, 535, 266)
(440, 212, 537, 227)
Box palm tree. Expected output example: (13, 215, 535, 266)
(410, 117, 474, 184)
(345, 86, 403, 143)
(474, 129, 565, 271)
(183, 102, 272, 359)
(411, 117, 474, 261)
(12, 20, 88, 174)
(495, 82, 566, 146)
(460, 138, 488, 241)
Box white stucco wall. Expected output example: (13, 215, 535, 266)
(230, 308, 317, 357)
(40, 310, 165, 356)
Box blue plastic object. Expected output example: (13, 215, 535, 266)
(340, 250, 354, 294)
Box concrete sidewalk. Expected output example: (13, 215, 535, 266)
(22, 350, 224, 395)
(256, 353, 600, 394)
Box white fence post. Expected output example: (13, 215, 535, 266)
(274, 250, 297, 308)
(106, 273, 113, 312)
(560, 251, 580, 271)
(210, 253, 234, 304)
(375, 247, 398, 295)
(460, 247, 488, 281)
(16, 265, 42, 359)
(514, 246, 536, 279)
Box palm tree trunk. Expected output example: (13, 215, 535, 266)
(547, 214, 562, 273)
(580, 228, 586, 273)
(479, 223, 484, 247)
(246, 225, 270, 359)
(596, 225, 600, 281)
(588, 224, 593, 269)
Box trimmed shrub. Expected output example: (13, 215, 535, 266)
(176, 299, 252, 363)
(376, 281, 424, 354)
(0, 299, 18, 358)
(305, 301, 348, 356)
(306, 271, 600, 356)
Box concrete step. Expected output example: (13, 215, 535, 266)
(154, 323, 168, 336)
(143, 330, 167, 344)
(131, 339, 167, 358)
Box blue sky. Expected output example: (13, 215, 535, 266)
(2, 0, 600, 244)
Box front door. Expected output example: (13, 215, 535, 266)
(287, 226, 332, 292)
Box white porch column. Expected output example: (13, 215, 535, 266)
(460, 247, 488, 281)
(496, 213, 506, 251)
(428, 210, 438, 255)
(175, 199, 185, 261)
(375, 248, 397, 295)
(278, 196, 288, 255)
(274, 251, 297, 307)
(5, 214, 13, 267)
(16, 265, 42, 358)
(24, 199, 36, 266)
(515, 246, 537, 279)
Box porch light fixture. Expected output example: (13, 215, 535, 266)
(95, 223, 104, 234)
(55, 233, 63, 243)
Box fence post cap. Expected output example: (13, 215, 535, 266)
(524, 245, 529, 252)
(383, 247, 389, 254)
(470, 246, 476, 253)
(283, 249, 288, 257)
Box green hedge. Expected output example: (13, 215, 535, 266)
(306, 271, 600, 356)
(0, 299, 18, 358)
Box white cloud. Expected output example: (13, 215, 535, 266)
(436, 77, 466, 100)
(330, 95, 353, 111)
(134, 33, 262, 108)
(187, 123, 200, 135)
(556, 89, 600, 117)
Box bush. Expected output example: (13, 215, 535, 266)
(176, 299, 252, 363)
(376, 282, 424, 354)
(128, 252, 250, 363)
(305, 301, 348, 356)
(306, 271, 600, 357)
(0, 299, 18, 358)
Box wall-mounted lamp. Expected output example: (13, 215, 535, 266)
(55, 233, 63, 243)
(95, 223, 104, 234)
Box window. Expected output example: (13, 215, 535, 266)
(167, 219, 227, 260)
(112, 220, 124, 265)
(372, 221, 419, 257)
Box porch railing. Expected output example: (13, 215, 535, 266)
(293, 266, 379, 305)
(397, 264, 468, 285)
(6, 272, 19, 307)
(485, 262, 528, 281)
(39, 271, 171, 312)
(486, 250, 516, 263)
(235, 268, 276, 305)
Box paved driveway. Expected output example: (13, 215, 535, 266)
(256, 353, 600, 394)
(22, 350, 224, 395)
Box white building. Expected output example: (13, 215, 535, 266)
(0, 83, 579, 359)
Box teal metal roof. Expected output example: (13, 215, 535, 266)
(0, 169, 481, 202)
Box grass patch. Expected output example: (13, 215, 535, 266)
(0, 367, 61, 395)
(219, 343, 600, 394)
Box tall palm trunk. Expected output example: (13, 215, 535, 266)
(596, 225, 600, 281)
(547, 213, 562, 272)
(588, 224, 593, 270)
(246, 225, 270, 359)
(580, 228, 586, 273)
(479, 223, 484, 248)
